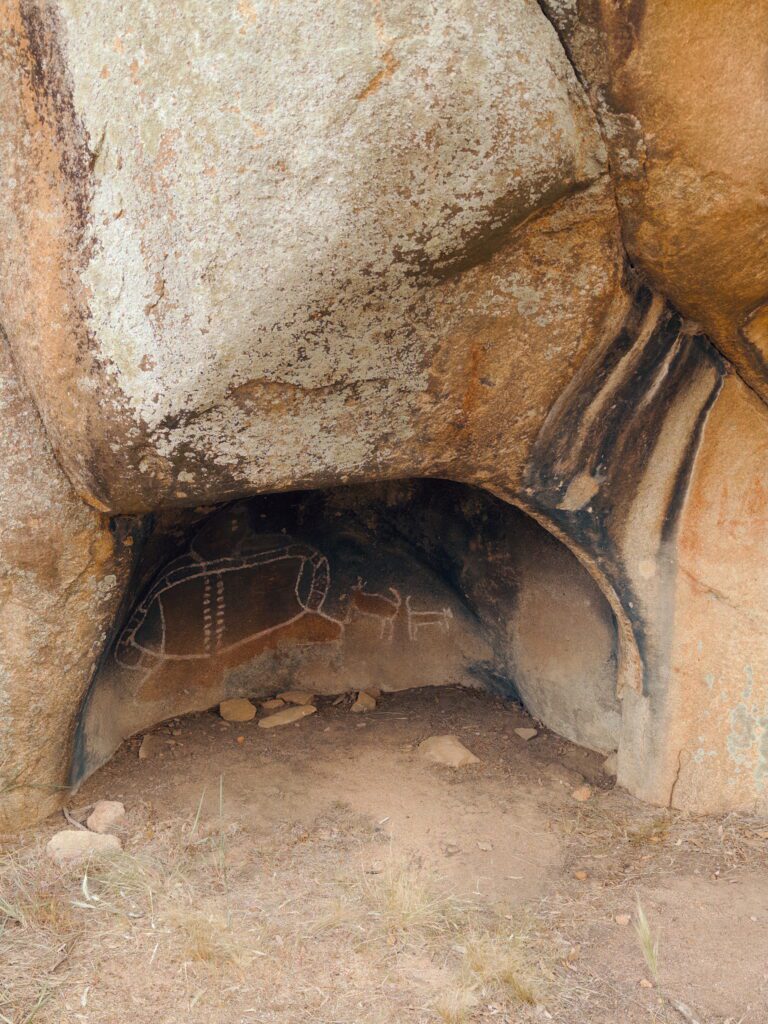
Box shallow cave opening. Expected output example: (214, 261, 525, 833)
(72, 479, 620, 786)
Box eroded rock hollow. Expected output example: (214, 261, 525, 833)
(73, 485, 621, 784)
(1, 0, 767, 828)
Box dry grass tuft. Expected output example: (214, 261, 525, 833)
(626, 816, 671, 847)
(434, 984, 479, 1023)
(172, 909, 244, 965)
(459, 928, 541, 1005)
(634, 900, 660, 984)
(362, 856, 469, 941)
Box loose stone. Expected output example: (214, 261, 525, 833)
(219, 698, 257, 722)
(258, 705, 317, 728)
(46, 830, 121, 864)
(419, 735, 480, 768)
(86, 800, 125, 834)
(351, 691, 377, 713)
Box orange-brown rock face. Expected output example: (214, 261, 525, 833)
(0, 338, 134, 831)
(664, 380, 768, 811)
(544, 0, 768, 401)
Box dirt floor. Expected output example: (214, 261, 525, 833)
(1, 685, 767, 1024)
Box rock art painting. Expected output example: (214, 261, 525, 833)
(72, 489, 507, 785)
(114, 538, 339, 671)
(114, 538, 461, 689)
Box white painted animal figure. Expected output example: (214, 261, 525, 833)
(346, 581, 402, 640)
(405, 595, 454, 641)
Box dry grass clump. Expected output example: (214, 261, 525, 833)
(171, 909, 245, 965)
(634, 900, 660, 984)
(459, 929, 540, 1005)
(362, 857, 470, 941)
(0, 795, 552, 1024)
(434, 985, 479, 1023)
(330, 855, 549, 1022)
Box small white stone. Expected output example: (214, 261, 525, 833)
(46, 830, 121, 865)
(419, 735, 480, 768)
(86, 800, 125, 834)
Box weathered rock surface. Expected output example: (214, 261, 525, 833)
(0, 337, 132, 832)
(419, 736, 480, 769)
(541, 0, 768, 404)
(46, 829, 121, 864)
(0, 0, 616, 513)
(0, 0, 767, 829)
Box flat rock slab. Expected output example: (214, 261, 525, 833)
(258, 705, 317, 729)
(138, 734, 166, 760)
(514, 727, 538, 741)
(277, 691, 316, 706)
(46, 830, 121, 865)
(219, 698, 257, 722)
(86, 800, 125, 834)
(419, 735, 480, 768)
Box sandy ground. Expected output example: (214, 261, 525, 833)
(1, 685, 767, 1023)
